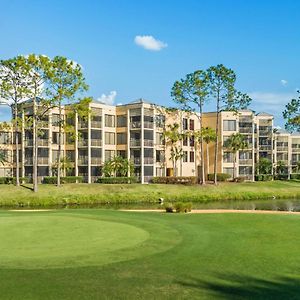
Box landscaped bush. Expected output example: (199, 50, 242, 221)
(233, 176, 246, 183)
(0, 177, 29, 184)
(207, 173, 231, 182)
(290, 174, 300, 180)
(255, 174, 273, 181)
(274, 174, 289, 180)
(151, 176, 197, 185)
(174, 202, 192, 213)
(43, 176, 83, 184)
(164, 203, 174, 213)
(96, 177, 137, 184)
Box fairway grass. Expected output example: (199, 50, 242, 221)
(1, 209, 300, 299)
(0, 180, 300, 207)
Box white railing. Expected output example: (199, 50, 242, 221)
(130, 122, 141, 129)
(91, 157, 102, 165)
(144, 140, 154, 147)
(144, 157, 154, 164)
(239, 159, 253, 165)
(130, 139, 141, 147)
(91, 121, 101, 128)
(144, 121, 154, 129)
(37, 157, 48, 164)
(91, 139, 102, 147)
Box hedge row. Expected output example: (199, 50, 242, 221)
(0, 177, 29, 184)
(291, 173, 300, 180)
(96, 177, 137, 184)
(255, 175, 273, 181)
(151, 176, 197, 185)
(207, 173, 231, 182)
(43, 176, 83, 184)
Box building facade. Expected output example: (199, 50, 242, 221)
(0, 99, 299, 183)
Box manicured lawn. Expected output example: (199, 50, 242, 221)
(1, 209, 300, 299)
(0, 180, 300, 207)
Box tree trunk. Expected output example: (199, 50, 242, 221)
(33, 97, 38, 192)
(206, 142, 209, 180)
(213, 97, 220, 185)
(199, 105, 205, 185)
(14, 105, 20, 186)
(57, 100, 62, 187)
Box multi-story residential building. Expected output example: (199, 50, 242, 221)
(0, 99, 299, 183)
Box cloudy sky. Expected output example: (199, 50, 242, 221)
(1, 0, 300, 127)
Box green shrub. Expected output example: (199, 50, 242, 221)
(0, 177, 29, 184)
(255, 174, 273, 181)
(174, 202, 192, 213)
(274, 174, 289, 180)
(43, 176, 83, 184)
(96, 177, 137, 184)
(164, 203, 174, 213)
(290, 174, 300, 180)
(234, 176, 246, 183)
(151, 176, 197, 185)
(207, 173, 231, 182)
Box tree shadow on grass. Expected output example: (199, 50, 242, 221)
(176, 273, 300, 299)
(20, 184, 33, 191)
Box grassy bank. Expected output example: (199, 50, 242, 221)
(2, 209, 300, 299)
(0, 180, 299, 207)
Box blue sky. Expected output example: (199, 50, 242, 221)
(1, 0, 300, 127)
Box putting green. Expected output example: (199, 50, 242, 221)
(0, 214, 149, 269)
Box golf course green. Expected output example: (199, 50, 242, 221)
(1, 209, 300, 299)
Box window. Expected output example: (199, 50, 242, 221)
(223, 167, 234, 178)
(183, 151, 188, 162)
(156, 150, 165, 163)
(156, 132, 164, 145)
(52, 114, 60, 126)
(239, 166, 253, 175)
(105, 114, 115, 127)
(156, 167, 165, 176)
(223, 136, 230, 146)
(223, 120, 236, 131)
(105, 150, 115, 161)
(66, 150, 75, 161)
(239, 151, 252, 160)
(105, 132, 115, 145)
(189, 119, 195, 130)
(183, 136, 188, 146)
(144, 166, 153, 176)
(117, 150, 126, 158)
(223, 152, 234, 163)
(189, 136, 195, 147)
(156, 115, 165, 128)
(183, 118, 188, 130)
(117, 115, 127, 127)
(117, 133, 127, 145)
(190, 151, 195, 162)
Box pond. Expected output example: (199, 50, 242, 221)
(2, 198, 300, 212)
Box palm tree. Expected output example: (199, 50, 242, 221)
(103, 156, 133, 177)
(0, 150, 6, 166)
(163, 123, 184, 176)
(201, 127, 217, 178)
(224, 133, 248, 180)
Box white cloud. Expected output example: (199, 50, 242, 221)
(280, 79, 288, 86)
(97, 91, 117, 105)
(134, 35, 168, 51)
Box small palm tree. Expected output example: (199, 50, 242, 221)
(103, 156, 133, 177)
(224, 133, 248, 180)
(201, 127, 217, 177)
(52, 156, 74, 177)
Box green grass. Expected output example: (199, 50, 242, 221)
(1, 209, 300, 299)
(0, 180, 299, 207)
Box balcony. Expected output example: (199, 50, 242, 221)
(24, 158, 33, 165)
(131, 157, 141, 164)
(144, 157, 154, 164)
(144, 140, 154, 147)
(78, 122, 88, 129)
(130, 122, 141, 129)
(239, 127, 252, 134)
(24, 140, 33, 147)
(144, 121, 154, 129)
(37, 157, 48, 164)
(130, 139, 141, 147)
(91, 157, 102, 165)
(239, 159, 253, 165)
(91, 139, 102, 147)
(292, 145, 300, 152)
(277, 146, 288, 152)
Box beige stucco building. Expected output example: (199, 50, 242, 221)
(0, 99, 299, 183)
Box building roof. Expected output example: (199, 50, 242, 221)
(256, 112, 273, 117)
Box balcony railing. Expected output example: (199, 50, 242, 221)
(37, 157, 49, 164)
(292, 145, 300, 152)
(91, 121, 102, 128)
(259, 130, 272, 136)
(259, 145, 272, 151)
(78, 122, 88, 129)
(277, 146, 288, 152)
(130, 139, 141, 147)
(144, 140, 154, 147)
(78, 158, 88, 165)
(37, 139, 48, 146)
(24, 140, 33, 146)
(144, 157, 154, 164)
(78, 139, 88, 147)
(144, 121, 154, 129)
(239, 127, 252, 133)
(239, 159, 253, 165)
(131, 157, 141, 164)
(130, 122, 141, 129)
(24, 158, 33, 165)
(91, 157, 102, 165)
(91, 139, 102, 147)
